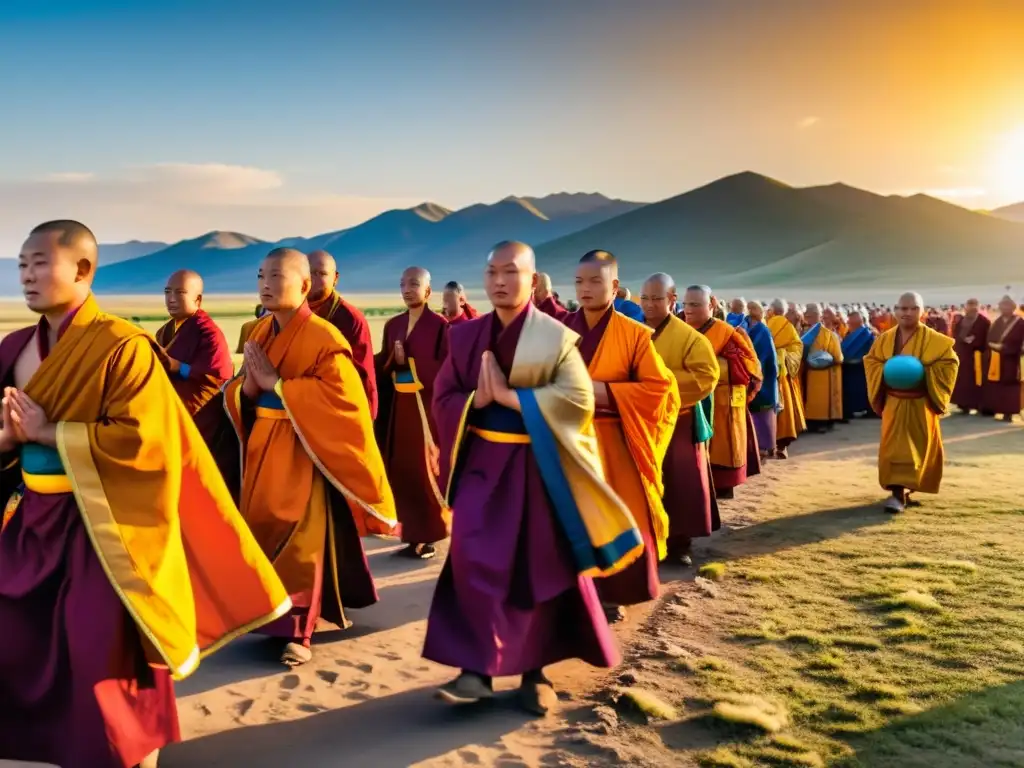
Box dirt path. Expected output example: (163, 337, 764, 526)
(159, 413, 1022, 767)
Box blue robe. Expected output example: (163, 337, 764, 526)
(747, 321, 779, 413)
(726, 312, 749, 330)
(613, 298, 645, 323)
(841, 326, 875, 417)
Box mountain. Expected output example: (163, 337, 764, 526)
(534, 172, 1024, 288)
(93, 194, 643, 293)
(98, 240, 167, 265)
(991, 202, 1024, 222)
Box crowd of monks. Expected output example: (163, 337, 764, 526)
(0, 219, 1020, 768)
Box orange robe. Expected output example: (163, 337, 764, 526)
(802, 323, 844, 427)
(567, 307, 678, 606)
(766, 315, 806, 447)
(236, 316, 261, 353)
(224, 305, 397, 643)
(699, 319, 763, 491)
(864, 325, 958, 493)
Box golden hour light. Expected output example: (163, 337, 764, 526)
(993, 126, 1024, 198)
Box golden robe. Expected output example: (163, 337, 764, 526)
(701, 319, 762, 473)
(653, 315, 720, 411)
(864, 325, 959, 493)
(24, 295, 290, 679)
(802, 323, 844, 423)
(767, 315, 807, 444)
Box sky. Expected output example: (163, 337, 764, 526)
(1, 0, 1024, 253)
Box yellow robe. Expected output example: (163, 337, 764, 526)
(864, 325, 959, 493)
(24, 295, 289, 679)
(653, 315, 720, 411)
(701, 319, 762, 470)
(766, 315, 807, 442)
(803, 324, 844, 422)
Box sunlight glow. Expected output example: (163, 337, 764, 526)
(993, 126, 1024, 198)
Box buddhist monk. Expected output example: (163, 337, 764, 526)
(766, 299, 806, 459)
(424, 241, 636, 715)
(447, 280, 482, 319)
(0, 220, 289, 768)
(682, 286, 762, 499)
(442, 281, 475, 325)
(613, 285, 645, 322)
(726, 297, 748, 329)
(156, 270, 234, 443)
(225, 248, 396, 667)
(745, 301, 780, 460)
(786, 304, 806, 335)
(864, 292, 959, 513)
(534, 271, 568, 320)
(375, 266, 450, 559)
(950, 298, 991, 414)
(801, 303, 844, 432)
(563, 251, 677, 622)
(981, 295, 1024, 422)
(840, 310, 875, 421)
(641, 273, 720, 566)
(236, 303, 266, 353)
(306, 249, 377, 418)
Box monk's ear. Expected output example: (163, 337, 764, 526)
(530, 272, 538, 292)
(425, 285, 432, 299)
(301, 276, 312, 296)
(75, 257, 94, 283)
(333, 272, 339, 288)
(196, 293, 203, 308)
(611, 276, 620, 293)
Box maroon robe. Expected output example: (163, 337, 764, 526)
(423, 305, 616, 675)
(0, 320, 178, 768)
(565, 308, 660, 607)
(444, 310, 472, 326)
(461, 300, 482, 319)
(951, 313, 991, 411)
(310, 291, 378, 419)
(375, 309, 451, 544)
(981, 314, 1024, 416)
(535, 295, 569, 322)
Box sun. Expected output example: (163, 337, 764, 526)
(993, 126, 1024, 199)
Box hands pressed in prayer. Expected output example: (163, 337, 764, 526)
(474, 352, 494, 409)
(0, 389, 22, 452)
(243, 341, 279, 395)
(393, 340, 407, 367)
(4, 388, 56, 447)
(964, 335, 975, 344)
(482, 351, 519, 411)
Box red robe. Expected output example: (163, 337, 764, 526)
(535, 295, 569, 322)
(981, 314, 1024, 416)
(309, 291, 377, 419)
(950, 313, 991, 412)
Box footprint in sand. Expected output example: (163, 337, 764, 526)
(233, 699, 254, 719)
(280, 673, 301, 690)
(298, 703, 328, 714)
(194, 703, 212, 717)
(334, 659, 373, 673)
(317, 670, 339, 685)
(457, 750, 483, 765)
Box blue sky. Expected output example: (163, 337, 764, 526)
(1, 1, 1023, 251)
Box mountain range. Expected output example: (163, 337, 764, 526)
(44, 175, 1024, 294)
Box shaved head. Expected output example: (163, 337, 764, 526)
(30, 220, 98, 261)
(400, 265, 431, 308)
(898, 291, 923, 309)
(20, 219, 99, 315)
(682, 284, 713, 327)
(164, 269, 204, 320)
(771, 298, 787, 314)
(998, 294, 1018, 316)
(640, 272, 677, 326)
(486, 240, 537, 311)
(644, 272, 676, 293)
(575, 250, 619, 310)
(894, 291, 924, 329)
(307, 249, 338, 301)
(489, 240, 536, 270)
(729, 297, 746, 314)
(259, 248, 311, 312)
(536, 271, 552, 290)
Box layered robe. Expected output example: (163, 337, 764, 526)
(801, 322, 844, 428)
(698, 319, 763, 491)
(766, 315, 806, 449)
(423, 304, 639, 675)
(236, 316, 261, 353)
(461, 299, 482, 319)
(864, 325, 958, 494)
(950, 313, 991, 412)
(444, 310, 472, 326)
(651, 315, 720, 552)
(374, 309, 451, 545)
(981, 314, 1024, 416)
(536, 295, 569, 322)
(840, 325, 876, 419)
(746, 320, 779, 453)
(224, 305, 396, 645)
(309, 291, 377, 419)
(566, 308, 678, 606)
(0, 295, 289, 768)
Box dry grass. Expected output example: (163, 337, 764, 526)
(699, 562, 728, 581)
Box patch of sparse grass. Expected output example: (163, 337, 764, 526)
(771, 734, 813, 752)
(699, 562, 727, 581)
(853, 682, 904, 702)
(783, 630, 830, 648)
(875, 700, 924, 716)
(617, 688, 677, 721)
(831, 635, 882, 651)
(711, 694, 789, 733)
(698, 747, 753, 768)
(805, 650, 846, 670)
(756, 747, 825, 767)
(879, 590, 943, 614)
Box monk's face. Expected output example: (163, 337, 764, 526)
(682, 289, 712, 327)
(746, 301, 763, 323)
(18, 231, 85, 314)
(164, 273, 201, 320)
(486, 249, 535, 309)
(574, 262, 617, 311)
(894, 297, 922, 329)
(729, 298, 745, 314)
(999, 298, 1017, 317)
(258, 257, 309, 312)
(442, 288, 461, 316)
(786, 308, 802, 326)
(308, 254, 338, 300)
(848, 313, 863, 331)
(534, 276, 552, 302)
(822, 308, 836, 327)
(400, 270, 430, 308)
(640, 280, 673, 325)
(616, 286, 629, 301)
(805, 307, 820, 326)
(964, 299, 979, 317)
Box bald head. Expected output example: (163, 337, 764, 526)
(164, 269, 204, 320)
(681, 284, 713, 328)
(644, 272, 676, 294)
(259, 248, 311, 313)
(534, 270, 553, 301)
(998, 294, 1018, 317)
(894, 291, 924, 329)
(400, 265, 431, 308)
(771, 298, 787, 315)
(484, 240, 537, 311)
(729, 297, 746, 314)
(19, 219, 99, 315)
(307, 249, 338, 301)
(640, 272, 677, 326)
(575, 250, 620, 311)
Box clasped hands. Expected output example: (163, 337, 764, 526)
(1, 388, 55, 450)
(473, 351, 518, 411)
(242, 342, 279, 399)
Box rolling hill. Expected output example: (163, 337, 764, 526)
(98, 240, 168, 264)
(991, 202, 1024, 222)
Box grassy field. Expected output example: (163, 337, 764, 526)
(557, 416, 1024, 767)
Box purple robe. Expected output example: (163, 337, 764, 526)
(951, 313, 990, 411)
(0, 323, 178, 768)
(981, 315, 1024, 416)
(663, 410, 720, 551)
(422, 305, 617, 676)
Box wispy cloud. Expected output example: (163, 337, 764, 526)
(0, 163, 422, 255)
(797, 116, 820, 129)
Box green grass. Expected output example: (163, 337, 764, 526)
(699, 562, 728, 581)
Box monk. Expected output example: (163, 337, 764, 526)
(564, 251, 677, 621)
(682, 286, 762, 499)
(424, 241, 636, 715)
(236, 303, 266, 353)
(442, 281, 475, 325)
(950, 298, 991, 414)
(0, 220, 289, 768)
(534, 271, 569, 321)
(766, 299, 806, 459)
(786, 304, 806, 335)
(743, 301, 779, 460)
(224, 248, 397, 667)
(155, 270, 234, 443)
(981, 295, 1024, 422)
(841, 310, 876, 421)
(864, 292, 959, 513)
(613, 286, 645, 322)
(375, 267, 450, 559)
(726, 297, 749, 329)
(307, 249, 377, 418)
(641, 273, 719, 566)
(801, 303, 844, 432)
